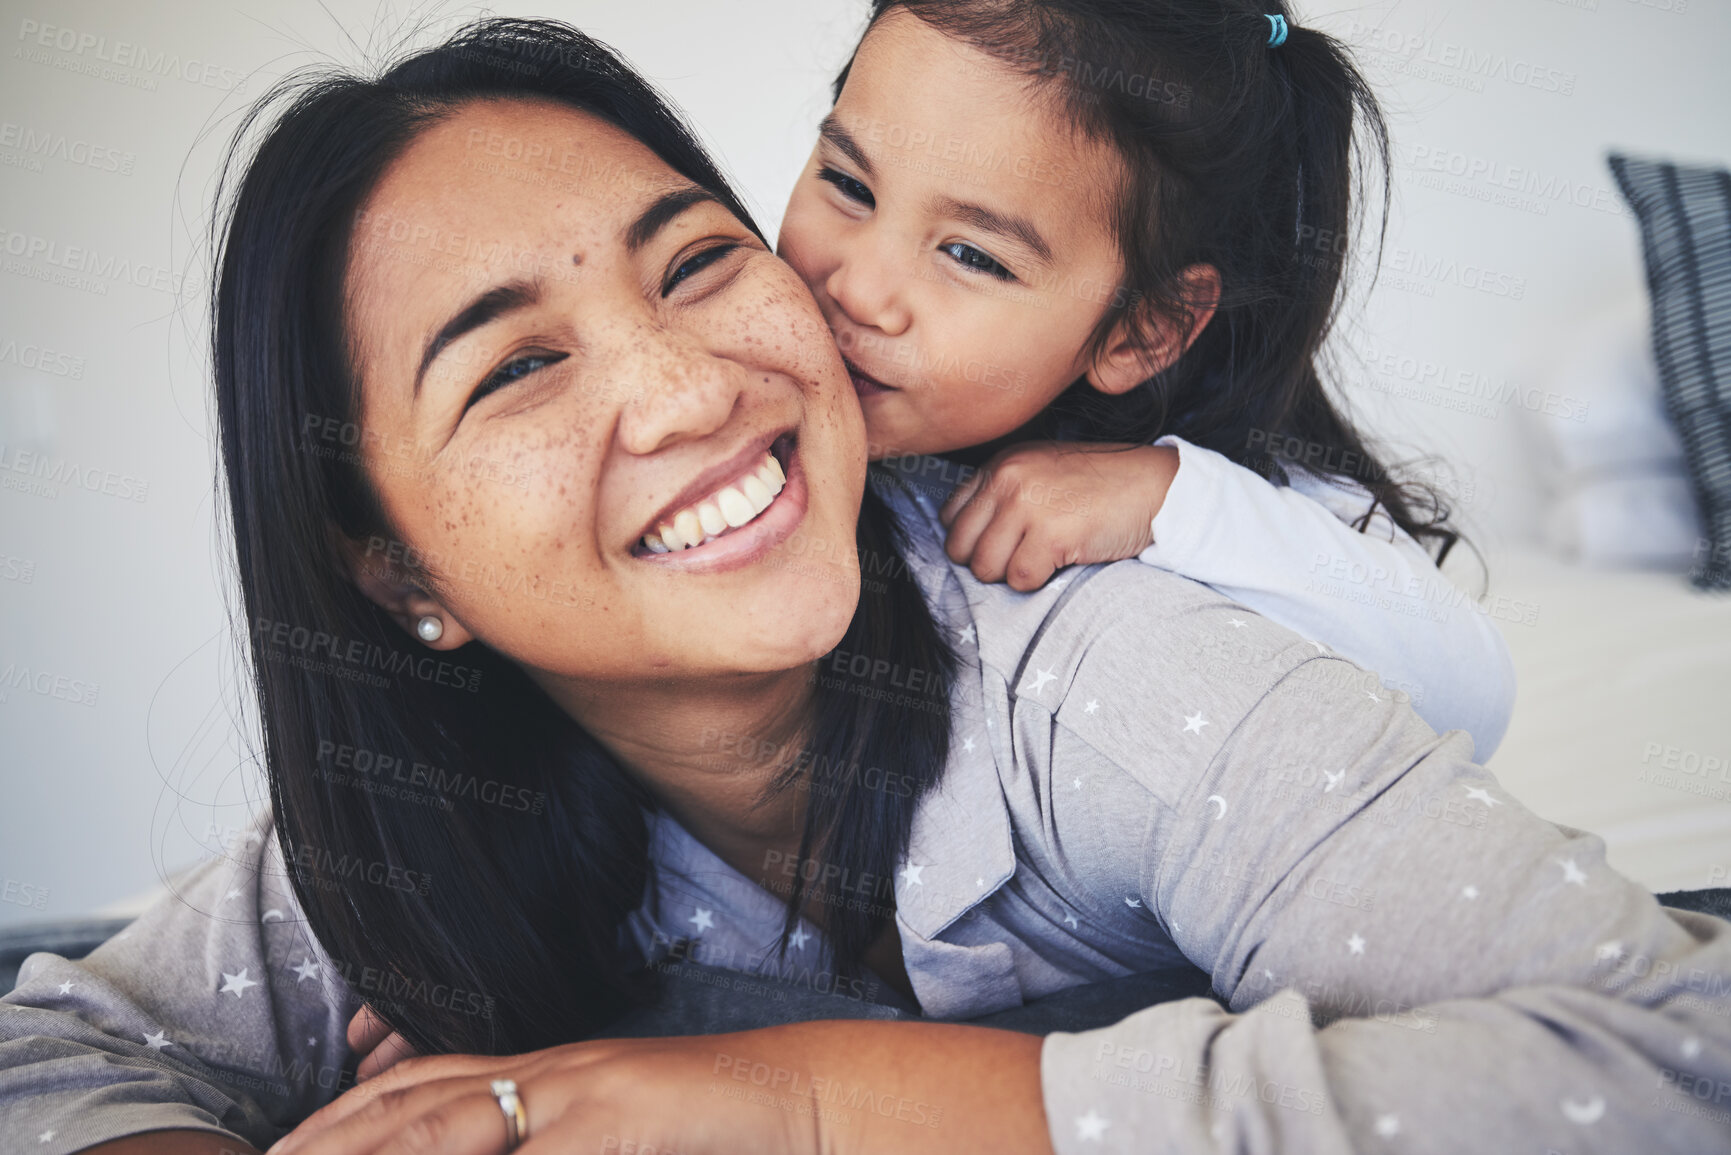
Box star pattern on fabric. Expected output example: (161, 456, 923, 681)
(1365, 690, 1382, 703)
(1063, 912, 1079, 929)
(1183, 711, 1209, 735)
(223, 887, 242, 902)
(957, 625, 976, 645)
(55, 980, 74, 996)
(1084, 699, 1099, 714)
(219, 968, 258, 998)
(1557, 858, 1588, 886)
(1075, 1110, 1109, 1141)
(962, 736, 976, 754)
(1347, 933, 1366, 956)
(1374, 1114, 1400, 1137)
(37, 1132, 54, 1144)
(1227, 617, 1248, 629)
(1323, 770, 1345, 793)
(900, 863, 925, 886)
(1072, 777, 1083, 790)
(1124, 897, 1142, 909)
(688, 908, 715, 933)
(292, 958, 320, 982)
(789, 926, 812, 950)
(1595, 940, 1624, 962)
(1020, 667, 1057, 697)
(143, 1029, 172, 1051)
(1049, 577, 1070, 592)
(1463, 786, 1501, 808)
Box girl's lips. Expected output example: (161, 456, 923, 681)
(630, 436, 809, 575)
(843, 358, 895, 398)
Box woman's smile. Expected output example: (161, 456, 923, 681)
(633, 433, 808, 573)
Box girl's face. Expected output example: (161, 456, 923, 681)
(778, 8, 1130, 460)
(343, 99, 866, 688)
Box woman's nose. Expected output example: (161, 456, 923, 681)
(612, 329, 749, 457)
(824, 230, 913, 340)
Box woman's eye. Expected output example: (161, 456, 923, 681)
(467, 351, 565, 412)
(939, 242, 1015, 282)
(817, 166, 875, 209)
(663, 243, 739, 297)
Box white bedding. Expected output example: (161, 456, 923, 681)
(1483, 547, 1731, 893)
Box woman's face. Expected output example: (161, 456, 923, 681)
(343, 99, 866, 687)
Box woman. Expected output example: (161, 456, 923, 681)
(2, 20, 1726, 1155)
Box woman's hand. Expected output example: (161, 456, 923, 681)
(270, 1034, 811, 1155)
(940, 441, 1180, 591)
(271, 1020, 1050, 1155)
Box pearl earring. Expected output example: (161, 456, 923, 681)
(416, 615, 444, 643)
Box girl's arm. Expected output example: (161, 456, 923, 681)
(0, 818, 356, 1154)
(1138, 435, 1516, 758)
(935, 436, 1514, 757)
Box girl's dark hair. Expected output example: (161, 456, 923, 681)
(843, 0, 1458, 557)
(212, 17, 953, 1055)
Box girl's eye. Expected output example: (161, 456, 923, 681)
(663, 243, 739, 297)
(467, 351, 566, 412)
(939, 242, 1015, 282)
(817, 166, 875, 209)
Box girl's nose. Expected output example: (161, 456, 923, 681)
(824, 231, 913, 340)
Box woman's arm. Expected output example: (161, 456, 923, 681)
(275, 1020, 1049, 1155)
(1138, 435, 1516, 759)
(0, 816, 356, 1154)
(1032, 585, 1731, 1152)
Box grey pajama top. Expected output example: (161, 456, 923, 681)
(2, 465, 1729, 1154)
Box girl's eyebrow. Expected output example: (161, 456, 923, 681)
(934, 195, 1054, 266)
(818, 115, 876, 179)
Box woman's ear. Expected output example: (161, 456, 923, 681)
(338, 534, 476, 651)
(1085, 263, 1221, 396)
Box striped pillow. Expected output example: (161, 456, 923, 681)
(1610, 155, 1731, 591)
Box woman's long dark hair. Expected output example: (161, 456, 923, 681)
(212, 18, 953, 1055)
(844, 0, 1458, 557)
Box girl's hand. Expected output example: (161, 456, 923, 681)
(346, 1004, 421, 1083)
(270, 1034, 811, 1155)
(940, 441, 1180, 591)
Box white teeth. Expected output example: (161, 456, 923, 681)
(673, 509, 703, 549)
(740, 473, 774, 511)
(717, 486, 756, 528)
(641, 450, 786, 554)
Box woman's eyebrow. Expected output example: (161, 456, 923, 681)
(625, 185, 724, 253)
(415, 280, 541, 397)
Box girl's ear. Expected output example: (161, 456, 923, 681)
(1085, 263, 1221, 396)
(338, 534, 475, 651)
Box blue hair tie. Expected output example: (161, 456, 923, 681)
(1266, 14, 1289, 47)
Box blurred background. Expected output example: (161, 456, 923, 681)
(2, 0, 1728, 931)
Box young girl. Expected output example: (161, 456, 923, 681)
(773, 0, 1516, 757)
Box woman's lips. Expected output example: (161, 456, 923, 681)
(843, 357, 895, 398)
(631, 436, 808, 573)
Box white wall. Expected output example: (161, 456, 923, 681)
(1, 0, 1726, 927)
